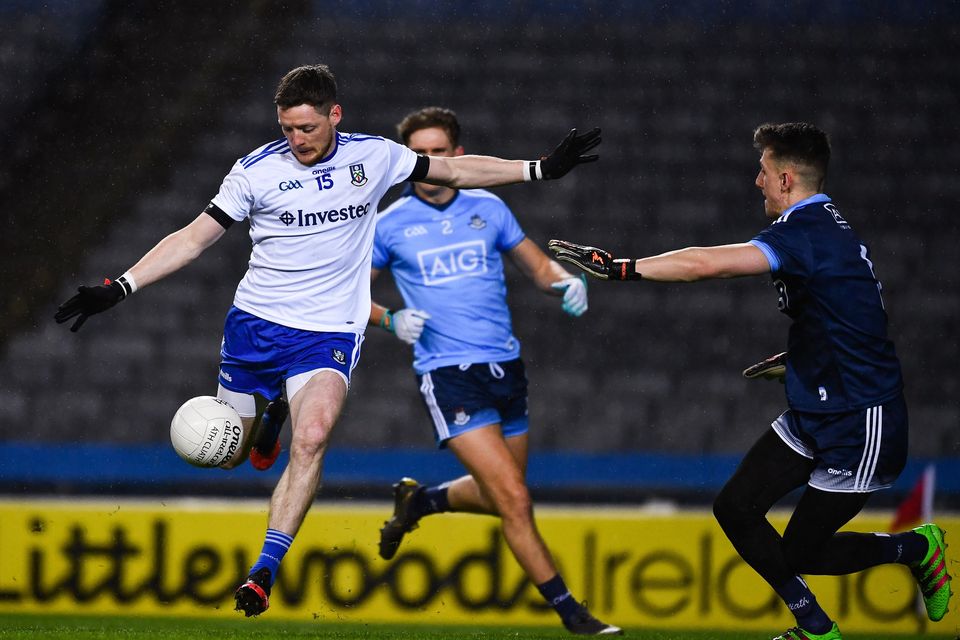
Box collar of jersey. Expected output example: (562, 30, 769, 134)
(781, 193, 830, 218)
(299, 130, 340, 167)
(410, 188, 460, 216)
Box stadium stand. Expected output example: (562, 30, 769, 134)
(0, 2, 956, 501)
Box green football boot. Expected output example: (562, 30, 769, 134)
(772, 622, 842, 639)
(910, 523, 952, 622)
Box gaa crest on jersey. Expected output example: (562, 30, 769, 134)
(332, 349, 346, 365)
(453, 408, 470, 426)
(469, 214, 486, 230)
(349, 163, 368, 187)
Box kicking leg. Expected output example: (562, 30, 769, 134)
(235, 370, 346, 617)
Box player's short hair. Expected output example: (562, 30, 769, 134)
(753, 122, 831, 189)
(274, 64, 338, 112)
(397, 107, 461, 147)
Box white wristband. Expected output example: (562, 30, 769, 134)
(117, 270, 138, 295)
(523, 160, 543, 182)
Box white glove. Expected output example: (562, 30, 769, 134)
(387, 308, 431, 344)
(550, 273, 588, 317)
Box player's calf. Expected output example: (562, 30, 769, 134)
(249, 397, 288, 471)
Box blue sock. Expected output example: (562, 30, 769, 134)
(776, 576, 832, 634)
(250, 528, 293, 586)
(537, 574, 579, 620)
(414, 484, 451, 517)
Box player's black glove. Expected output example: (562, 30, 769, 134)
(547, 239, 642, 281)
(742, 351, 787, 382)
(537, 128, 601, 179)
(54, 278, 129, 332)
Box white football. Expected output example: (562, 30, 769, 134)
(170, 396, 246, 468)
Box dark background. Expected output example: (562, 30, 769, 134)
(0, 0, 957, 505)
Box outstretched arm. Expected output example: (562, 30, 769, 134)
(421, 128, 600, 189)
(54, 211, 226, 332)
(548, 240, 770, 282)
(126, 212, 227, 289)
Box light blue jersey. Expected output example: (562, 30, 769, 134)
(373, 188, 525, 374)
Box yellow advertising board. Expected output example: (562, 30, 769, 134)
(0, 498, 955, 635)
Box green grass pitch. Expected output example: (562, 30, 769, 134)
(0, 614, 953, 639)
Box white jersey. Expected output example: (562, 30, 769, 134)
(210, 131, 419, 332)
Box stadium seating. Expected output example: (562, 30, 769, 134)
(0, 4, 956, 490)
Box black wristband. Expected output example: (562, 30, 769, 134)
(611, 259, 642, 281)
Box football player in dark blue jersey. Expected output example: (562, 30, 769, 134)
(548, 122, 951, 640)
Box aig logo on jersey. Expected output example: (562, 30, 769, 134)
(350, 163, 368, 187)
(417, 240, 487, 286)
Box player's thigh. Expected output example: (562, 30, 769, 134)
(504, 432, 529, 476)
(448, 425, 528, 501)
(783, 486, 868, 549)
(288, 369, 348, 443)
(717, 425, 815, 516)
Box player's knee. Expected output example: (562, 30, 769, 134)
(289, 419, 332, 459)
(494, 483, 533, 522)
(781, 533, 818, 571)
(712, 488, 738, 530)
(713, 485, 756, 533)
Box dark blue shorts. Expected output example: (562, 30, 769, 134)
(416, 359, 529, 448)
(771, 393, 908, 493)
(218, 306, 362, 400)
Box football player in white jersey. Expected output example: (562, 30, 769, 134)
(367, 107, 620, 636)
(53, 64, 601, 619)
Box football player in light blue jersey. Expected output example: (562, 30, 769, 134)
(54, 66, 602, 621)
(549, 123, 951, 640)
(368, 107, 621, 636)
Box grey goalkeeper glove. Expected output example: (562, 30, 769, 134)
(742, 352, 787, 382)
(547, 239, 642, 281)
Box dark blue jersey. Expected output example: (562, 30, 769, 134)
(750, 194, 903, 413)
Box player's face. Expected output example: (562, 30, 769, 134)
(755, 148, 786, 218)
(278, 103, 342, 166)
(407, 126, 464, 200)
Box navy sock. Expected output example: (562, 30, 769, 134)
(414, 484, 450, 517)
(537, 574, 579, 620)
(776, 576, 832, 634)
(881, 531, 930, 565)
(249, 528, 293, 586)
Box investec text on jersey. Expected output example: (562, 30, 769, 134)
(278, 203, 372, 227)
